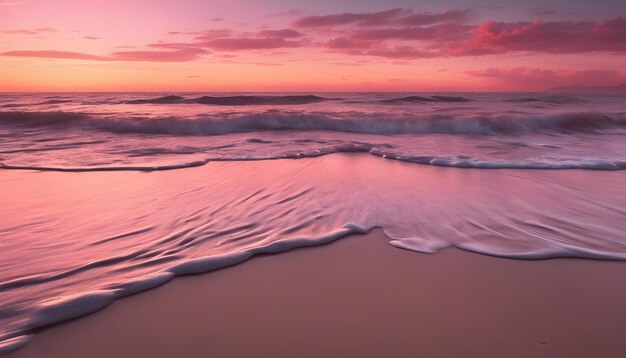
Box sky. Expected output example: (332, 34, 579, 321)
(1, 0, 625, 92)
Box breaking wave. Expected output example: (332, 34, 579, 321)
(1, 110, 623, 135)
(2, 150, 624, 172)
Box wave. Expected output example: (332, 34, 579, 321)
(1, 109, 624, 135)
(504, 95, 587, 104)
(37, 99, 73, 105)
(1, 145, 625, 353)
(126, 95, 184, 104)
(0, 111, 87, 125)
(2, 146, 624, 172)
(381, 95, 471, 103)
(1, 109, 624, 172)
(1, 197, 625, 353)
(2, 214, 625, 354)
(83, 111, 626, 136)
(126, 95, 331, 105)
(0, 100, 72, 108)
(0, 223, 371, 354)
(370, 151, 626, 170)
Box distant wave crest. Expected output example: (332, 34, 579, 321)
(126, 94, 331, 105)
(1, 109, 624, 172)
(381, 95, 471, 103)
(2, 110, 622, 135)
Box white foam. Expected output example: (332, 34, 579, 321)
(0, 223, 371, 354)
(0, 335, 31, 356)
(27, 290, 118, 329)
(114, 272, 175, 297)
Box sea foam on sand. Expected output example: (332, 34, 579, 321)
(9, 229, 626, 358)
(0, 154, 625, 354)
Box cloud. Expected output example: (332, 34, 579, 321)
(325, 38, 433, 59)
(168, 31, 201, 35)
(292, 8, 626, 59)
(347, 23, 471, 41)
(363, 46, 434, 59)
(325, 37, 374, 49)
(1, 28, 57, 35)
(109, 48, 208, 61)
(451, 18, 626, 55)
(151, 27, 306, 52)
(529, 8, 557, 17)
(293, 8, 470, 28)
(257, 29, 303, 38)
(0, 0, 23, 6)
(82, 36, 100, 40)
(293, 8, 406, 27)
(160, 29, 232, 39)
(193, 29, 234, 40)
(1, 50, 107, 60)
(400, 9, 471, 26)
(465, 67, 626, 89)
(281, 9, 620, 59)
(200, 38, 301, 51)
(322, 23, 470, 58)
(148, 41, 199, 49)
(347, 27, 436, 41)
(4, 9, 626, 63)
(322, 16, 626, 59)
(0, 48, 209, 62)
(264, 9, 306, 19)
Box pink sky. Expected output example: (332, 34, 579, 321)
(1, 0, 625, 91)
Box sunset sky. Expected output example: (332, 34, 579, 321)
(1, 0, 625, 92)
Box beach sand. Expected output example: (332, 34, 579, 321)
(10, 229, 626, 358)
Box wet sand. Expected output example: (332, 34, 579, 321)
(10, 229, 626, 358)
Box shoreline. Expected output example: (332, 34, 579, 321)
(10, 229, 626, 358)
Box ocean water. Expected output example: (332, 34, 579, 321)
(0, 92, 625, 353)
(1, 92, 625, 170)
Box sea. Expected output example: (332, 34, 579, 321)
(0, 92, 625, 353)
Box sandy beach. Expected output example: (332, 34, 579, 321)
(9, 229, 626, 358)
